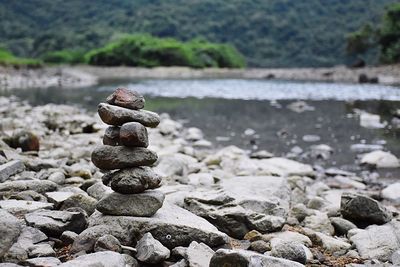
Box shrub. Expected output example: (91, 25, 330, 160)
(0, 47, 42, 67)
(42, 50, 85, 64)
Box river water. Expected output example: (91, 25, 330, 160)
(1, 78, 399, 178)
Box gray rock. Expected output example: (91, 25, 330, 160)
(96, 190, 164, 216)
(45, 191, 75, 207)
(25, 209, 87, 237)
(5, 190, 47, 202)
(314, 232, 351, 253)
(103, 126, 120, 146)
(47, 171, 66, 185)
(262, 231, 312, 246)
(98, 103, 160, 127)
(86, 182, 112, 200)
(106, 87, 145, 110)
(270, 238, 307, 264)
(0, 264, 23, 267)
(0, 200, 53, 215)
(24, 257, 61, 267)
(120, 122, 149, 147)
(170, 259, 188, 267)
(249, 240, 270, 253)
(28, 243, 55, 257)
(350, 220, 400, 261)
(89, 203, 228, 248)
(136, 233, 170, 263)
(186, 241, 214, 267)
(60, 194, 97, 215)
(381, 183, 400, 204)
(303, 211, 334, 235)
(0, 180, 57, 194)
(60, 231, 78, 245)
(94, 234, 121, 252)
(59, 251, 138, 267)
(392, 250, 400, 265)
(330, 217, 357, 236)
(91, 145, 158, 170)
(102, 167, 162, 194)
(0, 209, 21, 258)
(209, 249, 304, 267)
(360, 150, 400, 168)
(0, 160, 25, 182)
(71, 225, 113, 253)
(340, 193, 392, 226)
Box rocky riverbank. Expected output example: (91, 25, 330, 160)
(0, 95, 400, 266)
(1, 64, 400, 90)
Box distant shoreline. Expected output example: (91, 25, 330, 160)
(1, 64, 399, 90)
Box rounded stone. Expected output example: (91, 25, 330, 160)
(120, 122, 148, 147)
(106, 87, 145, 110)
(103, 126, 120, 146)
(102, 167, 162, 194)
(96, 190, 165, 216)
(91, 145, 158, 170)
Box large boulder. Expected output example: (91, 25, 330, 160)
(88, 203, 228, 249)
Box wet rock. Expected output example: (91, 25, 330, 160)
(310, 144, 333, 160)
(186, 241, 214, 267)
(0, 200, 53, 215)
(102, 167, 161, 194)
(25, 257, 61, 267)
(350, 144, 383, 153)
(0, 180, 57, 194)
(28, 243, 55, 257)
(360, 150, 400, 168)
(0, 160, 25, 182)
(330, 217, 357, 235)
(340, 192, 392, 226)
(103, 126, 120, 146)
(136, 233, 170, 263)
(359, 112, 386, 129)
(25, 209, 87, 237)
(60, 194, 97, 215)
(59, 251, 137, 267)
(382, 183, 400, 204)
(91, 145, 158, 170)
(98, 103, 160, 127)
(349, 220, 400, 261)
(94, 234, 121, 252)
(250, 150, 274, 159)
(89, 203, 228, 249)
(106, 87, 145, 110)
(270, 238, 307, 264)
(4, 131, 40, 152)
(209, 249, 304, 267)
(0, 209, 21, 258)
(119, 122, 148, 147)
(96, 190, 164, 216)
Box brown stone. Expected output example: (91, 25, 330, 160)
(98, 103, 160, 128)
(120, 122, 148, 147)
(106, 88, 145, 110)
(103, 126, 120, 146)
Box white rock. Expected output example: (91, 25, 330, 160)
(382, 183, 400, 204)
(360, 112, 386, 129)
(361, 150, 400, 168)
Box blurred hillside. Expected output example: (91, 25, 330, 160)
(0, 0, 397, 67)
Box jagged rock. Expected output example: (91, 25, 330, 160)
(71, 225, 113, 253)
(106, 87, 145, 110)
(0, 200, 53, 214)
(58, 251, 138, 267)
(94, 234, 121, 252)
(28, 243, 55, 257)
(88, 203, 228, 249)
(330, 217, 357, 235)
(60, 194, 97, 215)
(98, 103, 160, 127)
(340, 193, 392, 226)
(0, 209, 21, 258)
(120, 122, 149, 147)
(186, 241, 214, 267)
(314, 232, 351, 253)
(102, 167, 161, 194)
(25, 257, 61, 267)
(45, 192, 75, 207)
(0, 180, 58, 194)
(91, 145, 157, 170)
(209, 249, 304, 267)
(136, 233, 170, 263)
(360, 150, 400, 168)
(60, 231, 78, 245)
(349, 220, 400, 262)
(96, 190, 164, 216)
(303, 211, 334, 235)
(0, 160, 25, 182)
(270, 238, 307, 264)
(25, 209, 87, 237)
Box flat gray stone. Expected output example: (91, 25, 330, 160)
(28, 243, 55, 257)
(45, 192, 75, 206)
(25, 257, 61, 267)
(0, 209, 21, 258)
(98, 103, 160, 127)
(0, 180, 58, 194)
(91, 145, 158, 170)
(89, 203, 228, 249)
(0, 200, 53, 215)
(59, 251, 138, 267)
(102, 167, 162, 194)
(0, 160, 25, 182)
(209, 249, 304, 267)
(96, 190, 164, 216)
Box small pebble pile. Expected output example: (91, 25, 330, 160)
(91, 88, 165, 216)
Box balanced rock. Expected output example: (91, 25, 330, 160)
(102, 167, 162, 194)
(120, 122, 149, 147)
(91, 145, 157, 170)
(96, 190, 165, 216)
(103, 126, 120, 146)
(98, 103, 160, 127)
(106, 87, 145, 110)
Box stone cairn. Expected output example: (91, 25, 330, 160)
(91, 88, 165, 216)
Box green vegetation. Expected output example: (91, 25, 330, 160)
(85, 35, 244, 68)
(0, 48, 41, 67)
(347, 3, 400, 64)
(0, 0, 397, 67)
(42, 50, 85, 64)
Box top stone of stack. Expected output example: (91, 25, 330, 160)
(106, 87, 145, 110)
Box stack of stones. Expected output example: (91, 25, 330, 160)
(91, 88, 165, 217)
